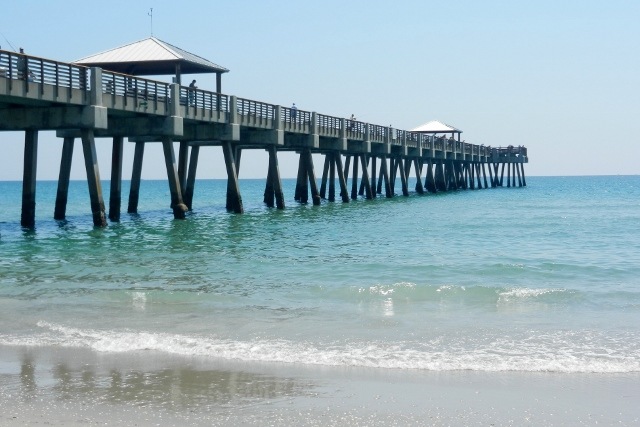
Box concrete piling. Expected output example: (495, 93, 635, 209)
(54, 137, 74, 221)
(128, 142, 145, 214)
(334, 153, 350, 203)
(21, 130, 38, 228)
(81, 129, 107, 227)
(161, 138, 188, 219)
(184, 145, 200, 210)
(108, 136, 124, 222)
(222, 141, 243, 213)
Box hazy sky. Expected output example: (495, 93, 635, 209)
(1, 0, 638, 180)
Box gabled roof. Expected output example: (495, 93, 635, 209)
(411, 120, 462, 134)
(74, 37, 229, 76)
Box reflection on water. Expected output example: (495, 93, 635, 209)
(5, 348, 315, 410)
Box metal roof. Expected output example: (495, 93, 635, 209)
(411, 120, 462, 134)
(74, 37, 229, 76)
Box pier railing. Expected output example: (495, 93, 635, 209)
(102, 70, 170, 112)
(370, 124, 388, 143)
(317, 114, 343, 137)
(0, 49, 88, 101)
(237, 97, 275, 127)
(179, 87, 228, 121)
(494, 145, 527, 159)
(283, 105, 312, 129)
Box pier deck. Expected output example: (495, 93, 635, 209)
(0, 49, 528, 228)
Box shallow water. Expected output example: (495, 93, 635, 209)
(1, 176, 639, 373)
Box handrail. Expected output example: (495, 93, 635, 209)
(283, 105, 311, 125)
(317, 114, 342, 130)
(369, 124, 387, 142)
(347, 120, 366, 135)
(178, 86, 228, 114)
(103, 70, 171, 111)
(236, 97, 275, 120)
(494, 145, 527, 156)
(0, 49, 88, 96)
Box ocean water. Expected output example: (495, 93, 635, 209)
(1, 175, 639, 374)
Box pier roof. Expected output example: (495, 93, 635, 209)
(411, 120, 462, 141)
(74, 37, 229, 79)
(411, 120, 462, 135)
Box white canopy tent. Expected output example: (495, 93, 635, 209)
(411, 120, 462, 141)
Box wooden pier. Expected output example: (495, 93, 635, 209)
(0, 48, 528, 229)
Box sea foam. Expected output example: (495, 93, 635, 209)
(2, 321, 637, 374)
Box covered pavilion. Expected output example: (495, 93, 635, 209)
(411, 120, 462, 141)
(74, 37, 229, 92)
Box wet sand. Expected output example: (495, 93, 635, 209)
(1, 345, 638, 426)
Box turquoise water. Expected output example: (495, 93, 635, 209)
(1, 176, 639, 373)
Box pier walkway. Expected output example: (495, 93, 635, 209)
(0, 49, 528, 228)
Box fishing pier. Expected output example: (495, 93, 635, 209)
(0, 43, 528, 229)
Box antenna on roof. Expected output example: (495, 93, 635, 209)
(148, 8, 154, 36)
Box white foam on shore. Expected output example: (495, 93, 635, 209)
(0, 320, 638, 374)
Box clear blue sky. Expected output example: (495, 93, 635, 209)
(1, 0, 638, 180)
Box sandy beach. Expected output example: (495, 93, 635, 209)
(1, 345, 638, 426)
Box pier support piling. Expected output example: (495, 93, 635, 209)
(264, 155, 275, 207)
(304, 149, 321, 205)
(389, 158, 397, 194)
(380, 156, 392, 198)
(161, 138, 188, 219)
(128, 142, 145, 214)
(21, 130, 38, 229)
(414, 159, 425, 194)
(482, 163, 489, 189)
(108, 136, 124, 222)
(177, 141, 189, 193)
(264, 146, 284, 209)
(295, 153, 308, 203)
(54, 137, 74, 221)
(81, 129, 107, 227)
(398, 158, 409, 196)
(425, 160, 437, 193)
(271, 147, 285, 209)
(351, 155, 359, 200)
(360, 155, 373, 199)
(227, 148, 242, 211)
(370, 156, 377, 198)
(222, 141, 243, 213)
(476, 164, 483, 189)
(328, 152, 336, 202)
(184, 145, 200, 210)
(435, 161, 446, 192)
(319, 155, 330, 199)
(343, 155, 351, 184)
(488, 163, 495, 187)
(334, 153, 350, 203)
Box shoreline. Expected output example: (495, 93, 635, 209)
(1, 345, 638, 426)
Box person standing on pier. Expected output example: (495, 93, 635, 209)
(291, 103, 297, 123)
(188, 79, 197, 105)
(17, 48, 28, 80)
